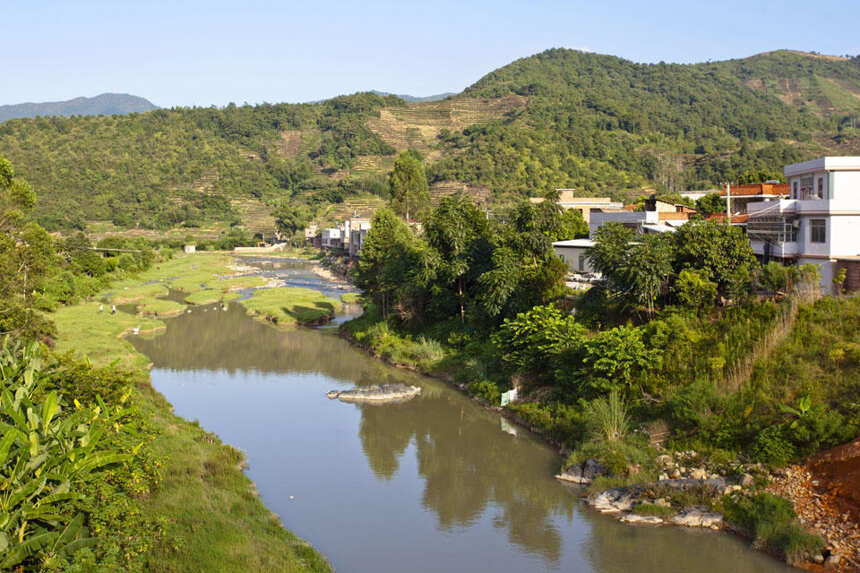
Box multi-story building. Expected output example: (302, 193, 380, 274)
(746, 157, 860, 292)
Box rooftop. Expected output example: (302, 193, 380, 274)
(721, 183, 789, 197)
(784, 156, 860, 177)
(552, 239, 595, 248)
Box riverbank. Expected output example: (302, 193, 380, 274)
(337, 295, 860, 570)
(51, 252, 333, 572)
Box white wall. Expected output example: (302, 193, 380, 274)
(554, 246, 594, 273)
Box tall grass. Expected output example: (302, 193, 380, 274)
(585, 391, 630, 442)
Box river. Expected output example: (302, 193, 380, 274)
(128, 258, 792, 573)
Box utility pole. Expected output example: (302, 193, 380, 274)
(726, 182, 731, 225)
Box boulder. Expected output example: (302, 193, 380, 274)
(740, 473, 755, 487)
(690, 467, 708, 480)
(620, 513, 663, 525)
(583, 458, 608, 481)
(327, 384, 421, 403)
(589, 488, 637, 514)
(556, 458, 608, 485)
(670, 507, 723, 529)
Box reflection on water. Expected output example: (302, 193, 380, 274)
(129, 261, 791, 573)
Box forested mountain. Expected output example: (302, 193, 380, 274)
(0, 49, 857, 234)
(0, 93, 158, 122)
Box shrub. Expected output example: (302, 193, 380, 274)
(584, 391, 630, 442)
(750, 426, 796, 467)
(720, 493, 822, 564)
(468, 380, 502, 405)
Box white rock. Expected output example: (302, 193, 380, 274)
(620, 513, 663, 525)
(670, 508, 723, 529)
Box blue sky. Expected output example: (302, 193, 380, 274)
(4, 0, 858, 107)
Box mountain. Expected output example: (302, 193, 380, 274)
(0, 93, 158, 122)
(370, 90, 455, 103)
(0, 50, 858, 234)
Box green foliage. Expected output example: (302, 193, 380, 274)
(632, 503, 674, 518)
(576, 326, 655, 397)
(0, 342, 163, 571)
(493, 304, 585, 376)
(675, 268, 718, 313)
(387, 151, 430, 222)
(467, 380, 502, 405)
(758, 261, 792, 294)
(720, 493, 823, 564)
(695, 192, 725, 214)
(584, 392, 630, 443)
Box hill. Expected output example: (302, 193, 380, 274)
(0, 49, 858, 235)
(0, 93, 159, 122)
(370, 90, 456, 102)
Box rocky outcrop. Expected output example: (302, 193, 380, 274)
(327, 384, 421, 403)
(555, 458, 608, 485)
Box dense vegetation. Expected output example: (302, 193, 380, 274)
(0, 155, 331, 571)
(1, 50, 857, 234)
(343, 191, 858, 562)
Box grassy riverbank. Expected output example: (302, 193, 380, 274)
(50, 252, 333, 572)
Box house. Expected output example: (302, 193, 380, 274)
(722, 182, 789, 218)
(746, 157, 860, 293)
(346, 218, 371, 257)
(588, 194, 695, 236)
(553, 239, 596, 273)
(530, 190, 623, 223)
(321, 228, 343, 250)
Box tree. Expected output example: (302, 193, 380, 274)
(675, 268, 718, 313)
(354, 208, 435, 320)
(619, 234, 674, 317)
(273, 203, 312, 240)
(388, 151, 430, 222)
(424, 194, 491, 323)
(587, 222, 635, 285)
(696, 192, 725, 214)
(672, 220, 756, 299)
(493, 304, 586, 376)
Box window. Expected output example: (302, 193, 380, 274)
(792, 181, 798, 198)
(800, 175, 814, 199)
(810, 219, 826, 243)
(578, 254, 587, 272)
(817, 177, 824, 199)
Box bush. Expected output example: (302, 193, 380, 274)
(584, 391, 630, 442)
(468, 380, 502, 405)
(720, 493, 822, 564)
(750, 426, 796, 467)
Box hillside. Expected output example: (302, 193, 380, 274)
(0, 49, 858, 235)
(0, 93, 158, 122)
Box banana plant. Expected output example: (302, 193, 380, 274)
(0, 341, 132, 569)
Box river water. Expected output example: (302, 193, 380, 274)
(129, 258, 792, 573)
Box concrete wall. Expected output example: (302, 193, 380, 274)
(554, 245, 595, 273)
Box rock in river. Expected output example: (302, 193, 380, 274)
(327, 384, 421, 403)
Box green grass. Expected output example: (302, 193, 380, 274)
(137, 385, 332, 572)
(53, 301, 164, 371)
(340, 292, 362, 304)
(242, 287, 341, 326)
(136, 297, 188, 317)
(108, 281, 170, 304)
(632, 503, 674, 518)
(49, 253, 333, 572)
(184, 290, 242, 305)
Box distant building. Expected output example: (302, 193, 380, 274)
(746, 157, 860, 293)
(722, 182, 789, 216)
(346, 217, 371, 257)
(553, 239, 596, 273)
(530, 190, 623, 223)
(321, 228, 343, 250)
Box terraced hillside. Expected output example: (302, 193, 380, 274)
(0, 49, 857, 235)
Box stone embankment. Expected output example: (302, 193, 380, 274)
(327, 384, 421, 403)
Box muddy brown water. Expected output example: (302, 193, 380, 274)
(128, 258, 792, 572)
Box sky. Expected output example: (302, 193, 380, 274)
(3, 0, 859, 108)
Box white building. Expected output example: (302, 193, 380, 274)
(321, 228, 342, 249)
(746, 156, 860, 293)
(347, 218, 371, 257)
(553, 239, 596, 274)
